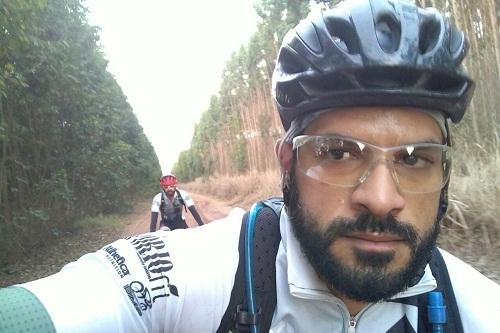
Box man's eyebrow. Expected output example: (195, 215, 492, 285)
(311, 133, 444, 145)
(402, 138, 443, 145)
(421, 139, 443, 144)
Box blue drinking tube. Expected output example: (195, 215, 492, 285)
(245, 202, 264, 333)
(428, 291, 447, 333)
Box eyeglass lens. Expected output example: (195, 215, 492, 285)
(295, 136, 450, 193)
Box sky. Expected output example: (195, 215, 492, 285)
(84, 0, 259, 174)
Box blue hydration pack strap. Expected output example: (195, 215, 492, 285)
(245, 202, 265, 333)
(217, 197, 283, 333)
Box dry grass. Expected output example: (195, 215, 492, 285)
(447, 146, 499, 230)
(438, 140, 500, 282)
(183, 170, 282, 210)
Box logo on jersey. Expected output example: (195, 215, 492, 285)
(124, 281, 151, 316)
(103, 245, 130, 278)
(122, 234, 179, 316)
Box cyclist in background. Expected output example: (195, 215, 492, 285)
(150, 173, 204, 231)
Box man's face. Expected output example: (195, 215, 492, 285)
(162, 185, 176, 195)
(285, 107, 444, 302)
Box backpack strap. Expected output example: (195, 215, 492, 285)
(159, 190, 167, 220)
(175, 188, 188, 212)
(217, 198, 283, 333)
(417, 247, 464, 333)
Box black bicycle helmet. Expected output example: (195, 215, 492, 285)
(272, 0, 475, 130)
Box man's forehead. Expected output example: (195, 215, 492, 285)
(303, 107, 444, 143)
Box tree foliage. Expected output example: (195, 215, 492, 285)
(0, 0, 160, 262)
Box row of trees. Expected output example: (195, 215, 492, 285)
(173, 0, 317, 179)
(0, 0, 161, 263)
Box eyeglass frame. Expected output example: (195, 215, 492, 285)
(291, 134, 452, 194)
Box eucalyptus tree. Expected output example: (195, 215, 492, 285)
(0, 0, 160, 263)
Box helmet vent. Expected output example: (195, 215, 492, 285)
(325, 17, 360, 54)
(375, 14, 401, 53)
(279, 49, 309, 75)
(276, 82, 306, 107)
(448, 25, 464, 55)
(419, 15, 441, 55)
(296, 21, 322, 54)
(301, 73, 358, 95)
(423, 73, 466, 94)
(356, 67, 419, 88)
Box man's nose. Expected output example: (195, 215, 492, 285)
(350, 161, 405, 218)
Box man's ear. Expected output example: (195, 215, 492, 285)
(275, 139, 293, 172)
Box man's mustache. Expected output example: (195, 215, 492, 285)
(323, 212, 421, 248)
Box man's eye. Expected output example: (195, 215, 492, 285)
(402, 154, 419, 166)
(328, 149, 349, 160)
(313, 139, 359, 161)
(399, 153, 433, 167)
(315, 146, 350, 160)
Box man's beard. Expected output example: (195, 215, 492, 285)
(285, 168, 440, 302)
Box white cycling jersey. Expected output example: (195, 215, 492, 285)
(2, 208, 500, 333)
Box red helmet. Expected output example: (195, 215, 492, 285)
(160, 174, 177, 187)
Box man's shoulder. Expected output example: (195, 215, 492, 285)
(206, 207, 246, 230)
(151, 192, 162, 208)
(439, 248, 500, 330)
(439, 248, 499, 288)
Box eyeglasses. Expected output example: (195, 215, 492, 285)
(292, 135, 451, 194)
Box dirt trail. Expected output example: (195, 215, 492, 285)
(0, 192, 233, 287)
